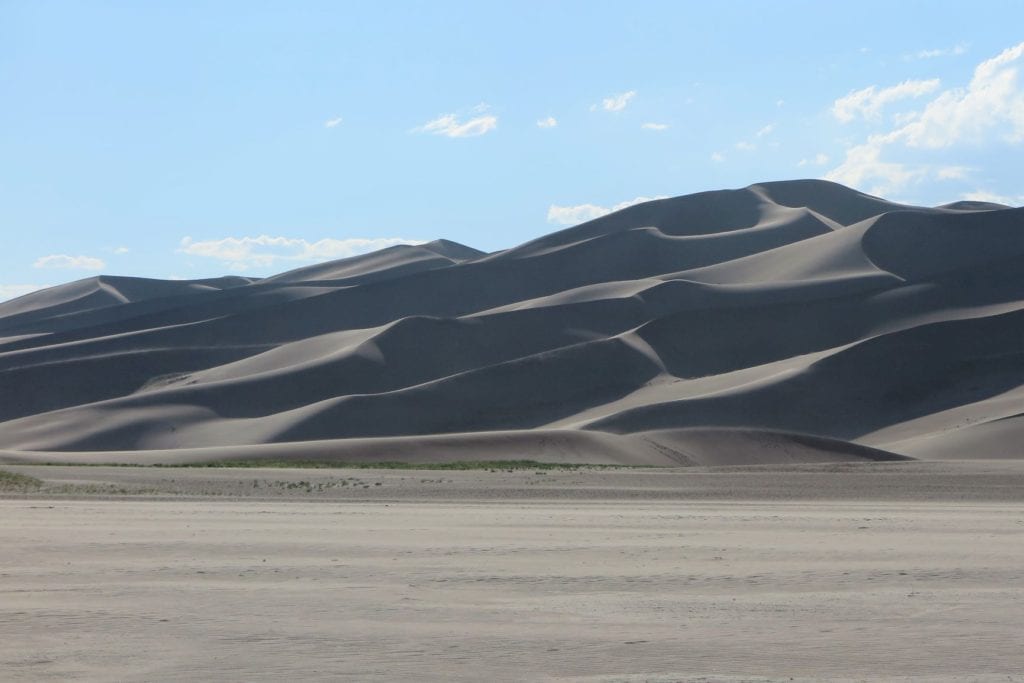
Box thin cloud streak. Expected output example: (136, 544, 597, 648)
(178, 235, 425, 271)
(414, 105, 498, 137)
(832, 79, 941, 123)
(33, 254, 105, 270)
(547, 195, 666, 225)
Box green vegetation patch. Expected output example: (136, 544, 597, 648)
(0, 469, 44, 491)
(166, 459, 632, 470)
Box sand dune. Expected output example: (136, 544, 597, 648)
(2, 179, 1022, 464)
(0, 427, 907, 467)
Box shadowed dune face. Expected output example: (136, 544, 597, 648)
(2, 179, 1023, 464)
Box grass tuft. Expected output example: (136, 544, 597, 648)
(0, 469, 44, 491)
(165, 459, 628, 471)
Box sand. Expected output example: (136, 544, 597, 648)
(2, 461, 1024, 681)
(1, 180, 1023, 464)
(3, 179, 1024, 678)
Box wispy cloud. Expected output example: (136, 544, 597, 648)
(324, 116, 343, 128)
(113, 246, 130, 254)
(0, 284, 52, 303)
(756, 124, 774, 137)
(909, 43, 968, 60)
(936, 166, 970, 180)
(734, 141, 756, 151)
(33, 254, 105, 270)
(827, 41, 1024, 195)
(798, 153, 830, 167)
(546, 195, 666, 225)
(536, 116, 558, 128)
(592, 90, 636, 112)
(413, 105, 498, 138)
(710, 151, 725, 163)
(832, 78, 941, 123)
(641, 122, 669, 131)
(178, 235, 425, 272)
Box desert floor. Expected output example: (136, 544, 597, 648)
(3, 461, 1024, 681)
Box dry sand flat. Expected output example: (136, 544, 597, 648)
(2, 490, 1023, 679)
(1, 180, 1023, 465)
(2, 462, 1024, 680)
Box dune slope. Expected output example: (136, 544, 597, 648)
(2, 179, 1022, 464)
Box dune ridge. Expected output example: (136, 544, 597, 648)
(2, 179, 1022, 465)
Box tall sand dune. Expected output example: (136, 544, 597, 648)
(2, 179, 1022, 464)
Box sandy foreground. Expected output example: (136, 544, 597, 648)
(3, 461, 1024, 681)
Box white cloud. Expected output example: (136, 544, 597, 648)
(413, 106, 498, 137)
(0, 284, 52, 302)
(912, 43, 968, 60)
(734, 141, 756, 151)
(324, 116, 343, 128)
(936, 166, 970, 180)
(832, 78, 941, 123)
(536, 116, 558, 128)
(113, 246, 130, 254)
(898, 42, 1024, 148)
(961, 190, 1022, 206)
(641, 122, 669, 131)
(776, 99, 785, 107)
(33, 254, 105, 270)
(892, 110, 919, 126)
(546, 196, 666, 225)
(824, 132, 925, 195)
(179, 235, 425, 272)
(710, 151, 725, 163)
(546, 204, 608, 225)
(827, 41, 1024, 195)
(756, 124, 774, 137)
(594, 90, 636, 112)
(797, 153, 830, 167)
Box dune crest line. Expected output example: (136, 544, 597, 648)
(1, 180, 1021, 465)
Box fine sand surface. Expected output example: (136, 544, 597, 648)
(2, 180, 1023, 465)
(4, 179, 1024, 678)
(3, 461, 1024, 681)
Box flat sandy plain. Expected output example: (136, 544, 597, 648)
(3, 461, 1024, 681)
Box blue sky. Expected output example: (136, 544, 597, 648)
(3, 1, 1023, 299)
